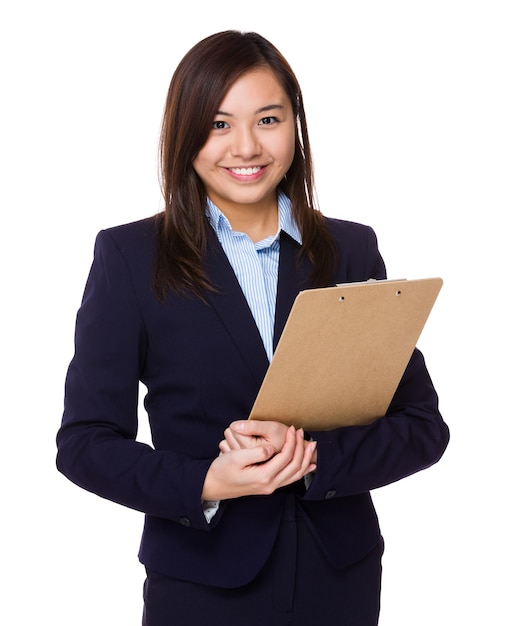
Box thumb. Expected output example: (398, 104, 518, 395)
(229, 420, 250, 433)
(230, 419, 268, 435)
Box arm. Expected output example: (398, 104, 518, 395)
(56, 230, 215, 529)
(224, 349, 448, 499)
(57, 230, 316, 527)
(304, 348, 449, 499)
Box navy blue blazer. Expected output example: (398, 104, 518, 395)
(56, 215, 449, 587)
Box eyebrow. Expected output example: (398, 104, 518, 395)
(216, 104, 285, 117)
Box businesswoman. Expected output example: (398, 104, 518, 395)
(56, 30, 449, 625)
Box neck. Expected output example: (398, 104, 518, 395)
(218, 200, 279, 243)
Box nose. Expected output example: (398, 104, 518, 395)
(230, 125, 261, 159)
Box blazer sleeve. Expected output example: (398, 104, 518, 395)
(304, 348, 449, 500)
(56, 230, 215, 530)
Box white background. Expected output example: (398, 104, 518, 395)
(1, 1, 516, 624)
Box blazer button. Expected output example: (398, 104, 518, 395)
(324, 490, 336, 499)
(179, 516, 191, 527)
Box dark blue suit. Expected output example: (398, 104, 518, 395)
(56, 215, 449, 593)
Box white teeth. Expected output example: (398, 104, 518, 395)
(230, 166, 261, 175)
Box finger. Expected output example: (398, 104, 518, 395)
(230, 419, 287, 438)
(242, 444, 276, 466)
(300, 440, 317, 475)
(229, 430, 260, 449)
(229, 420, 257, 434)
(270, 430, 317, 487)
(230, 420, 290, 453)
(226, 428, 267, 451)
(218, 439, 231, 453)
(283, 427, 306, 472)
(223, 428, 243, 450)
(257, 425, 298, 475)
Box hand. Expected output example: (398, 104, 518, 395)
(202, 426, 317, 501)
(221, 419, 289, 453)
(220, 420, 318, 465)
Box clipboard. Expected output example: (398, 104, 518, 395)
(249, 277, 443, 430)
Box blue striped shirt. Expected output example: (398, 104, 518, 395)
(206, 192, 302, 362)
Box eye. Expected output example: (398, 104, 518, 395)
(258, 116, 279, 125)
(212, 120, 229, 130)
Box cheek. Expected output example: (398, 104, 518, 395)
(193, 141, 214, 170)
(192, 153, 210, 180)
(280, 134, 296, 170)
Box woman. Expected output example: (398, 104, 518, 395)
(56, 30, 449, 625)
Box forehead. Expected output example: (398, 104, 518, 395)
(218, 68, 290, 110)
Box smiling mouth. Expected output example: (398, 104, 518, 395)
(228, 166, 263, 175)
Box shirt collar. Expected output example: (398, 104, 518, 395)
(205, 191, 302, 245)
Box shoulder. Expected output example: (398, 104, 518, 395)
(323, 216, 379, 252)
(97, 215, 158, 252)
(91, 216, 159, 272)
(322, 216, 386, 281)
(323, 216, 377, 241)
(89, 216, 159, 288)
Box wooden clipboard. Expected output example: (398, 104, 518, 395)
(249, 277, 443, 430)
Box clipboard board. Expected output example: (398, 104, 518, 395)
(249, 277, 443, 430)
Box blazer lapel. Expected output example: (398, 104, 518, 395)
(203, 230, 270, 385)
(202, 229, 313, 383)
(273, 232, 313, 350)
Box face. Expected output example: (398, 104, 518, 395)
(193, 68, 296, 219)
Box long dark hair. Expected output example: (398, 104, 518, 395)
(154, 30, 337, 300)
